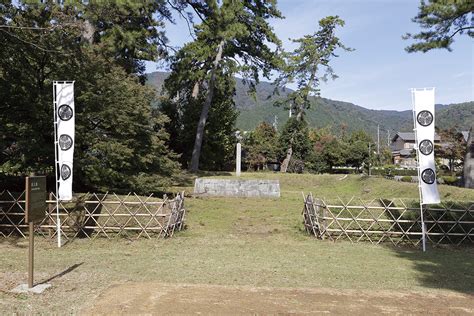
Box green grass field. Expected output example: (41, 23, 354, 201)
(1, 173, 473, 313)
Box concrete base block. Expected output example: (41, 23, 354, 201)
(194, 178, 280, 198)
(11, 283, 51, 294)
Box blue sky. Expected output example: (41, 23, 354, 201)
(145, 0, 473, 111)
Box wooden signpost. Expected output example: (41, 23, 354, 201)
(25, 176, 47, 288)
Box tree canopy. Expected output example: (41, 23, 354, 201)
(0, 1, 179, 193)
(243, 122, 278, 170)
(275, 16, 352, 121)
(404, 0, 474, 52)
(164, 0, 282, 172)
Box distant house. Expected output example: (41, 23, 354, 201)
(390, 132, 441, 168)
(390, 131, 470, 170)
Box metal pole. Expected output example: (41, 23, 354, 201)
(53, 82, 61, 248)
(28, 221, 34, 288)
(411, 88, 426, 252)
(25, 176, 34, 288)
(420, 203, 426, 252)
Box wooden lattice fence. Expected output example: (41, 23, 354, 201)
(0, 191, 186, 240)
(303, 193, 473, 246)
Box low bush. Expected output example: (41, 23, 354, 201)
(401, 176, 413, 182)
(287, 159, 305, 174)
(372, 168, 418, 177)
(331, 167, 357, 174)
(441, 176, 458, 186)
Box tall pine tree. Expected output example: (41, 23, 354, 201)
(165, 0, 282, 172)
(275, 16, 351, 171)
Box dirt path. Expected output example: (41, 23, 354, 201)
(82, 283, 474, 315)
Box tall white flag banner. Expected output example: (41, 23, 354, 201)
(54, 82, 75, 201)
(412, 88, 440, 204)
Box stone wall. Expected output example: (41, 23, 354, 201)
(194, 178, 280, 198)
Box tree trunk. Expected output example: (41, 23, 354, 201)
(281, 71, 315, 172)
(82, 20, 95, 44)
(463, 128, 473, 188)
(189, 40, 225, 172)
(296, 108, 303, 121)
(295, 70, 315, 121)
(280, 147, 292, 173)
(191, 81, 200, 99)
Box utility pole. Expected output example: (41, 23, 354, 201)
(368, 143, 371, 177)
(377, 124, 380, 155)
(387, 130, 390, 147)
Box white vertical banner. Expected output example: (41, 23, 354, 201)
(54, 82, 75, 201)
(412, 88, 440, 205)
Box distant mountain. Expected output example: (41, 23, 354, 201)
(436, 102, 474, 130)
(146, 71, 473, 140)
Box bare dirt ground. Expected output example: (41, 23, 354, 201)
(82, 283, 474, 315)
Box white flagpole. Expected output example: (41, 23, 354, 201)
(53, 82, 61, 248)
(411, 88, 427, 252)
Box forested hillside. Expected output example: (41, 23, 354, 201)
(147, 71, 473, 139)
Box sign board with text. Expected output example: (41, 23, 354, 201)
(25, 176, 47, 223)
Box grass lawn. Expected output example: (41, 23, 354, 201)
(1, 173, 473, 313)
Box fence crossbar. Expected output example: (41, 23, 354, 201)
(302, 194, 473, 246)
(0, 190, 186, 240)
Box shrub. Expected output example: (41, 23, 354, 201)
(330, 167, 357, 174)
(372, 168, 418, 177)
(287, 159, 305, 174)
(401, 176, 413, 182)
(441, 176, 458, 186)
(383, 165, 395, 177)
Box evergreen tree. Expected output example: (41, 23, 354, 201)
(345, 130, 372, 172)
(274, 16, 351, 171)
(78, 0, 172, 77)
(321, 138, 347, 172)
(275, 16, 352, 121)
(277, 117, 311, 166)
(307, 127, 336, 173)
(74, 55, 180, 192)
(0, 1, 179, 193)
(244, 122, 278, 170)
(165, 0, 282, 172)
(162, 70, 238, 170)
(404, 0, 473, 53)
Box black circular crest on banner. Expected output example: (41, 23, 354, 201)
(61, 164, 71, 180)
(421, 168, 436, 184)
(417, 110, 433, 126)
(59, 134, 73, 151)
(58, 104, 73, 121)
(419, 139, 433, 155)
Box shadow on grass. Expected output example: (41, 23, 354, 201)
(37, 262, 84, 286)
(390, 245, 474, 294)
(0, 237, 28, 248)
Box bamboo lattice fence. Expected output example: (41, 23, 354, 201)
(302, 193, 473, 246)
(0, 190, 186, 240)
